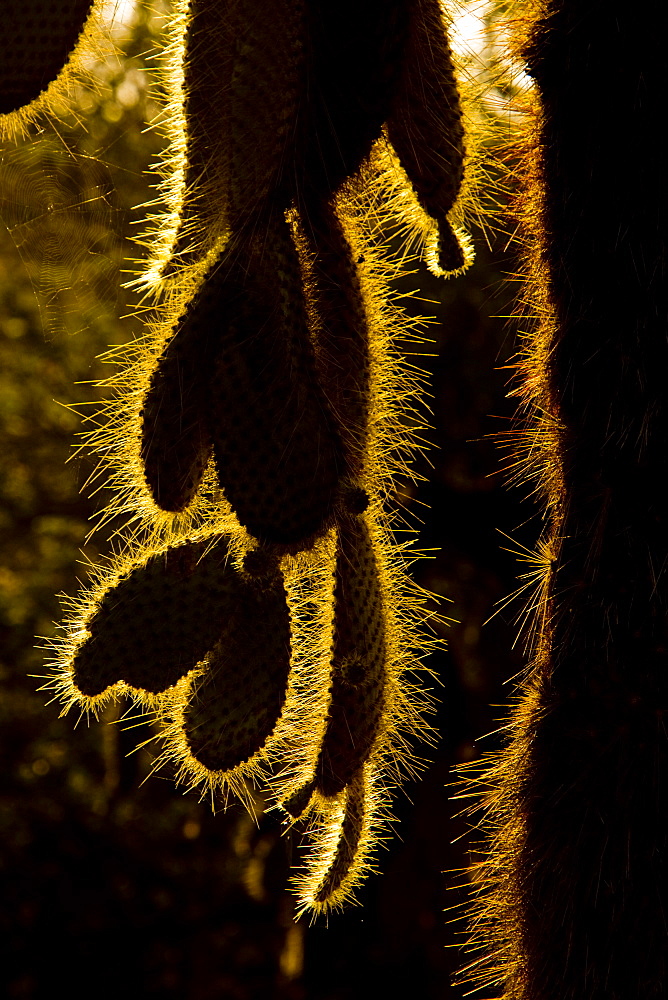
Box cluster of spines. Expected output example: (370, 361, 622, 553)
(13, 1, 472, 913)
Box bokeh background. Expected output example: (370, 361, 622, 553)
(0, 3, 535, 996)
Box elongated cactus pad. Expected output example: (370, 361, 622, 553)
(208, 214, 343, 545)
(183, 562, 292, 772)
(313, 769, 367, 906)
(140, 299, 215, 512)
(291, 764, 390, 915)
(297, 0, 408, 201)
(295, 201, 372, 480)
(1, 0, 95, 115)
(387, 0, 466, 272)
(165, 0, 305, 271)
(71, 535, 233, 697)
(316, 514, 387, 797)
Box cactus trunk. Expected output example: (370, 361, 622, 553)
(463, 2, 668, 996)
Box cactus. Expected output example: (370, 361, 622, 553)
(159, 0, 306, 275)
(459, 1, 668, 995)
(140, 298, 215, 513)
(205, 212, 343, 546)
(291, 765, 390, 915)
(294, 201, 373, 481)
(386, 0, 466, 273)
(313, 771, 367, 906)
(141, 211, 344, 542)
(8, 1, 471, 913)
(182, 558, 292, 772)
(315, 513, 388, 798)
(70, 534, 233, 699)
(1, 0, 95, 117)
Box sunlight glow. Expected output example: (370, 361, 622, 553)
(103, 0, 138, 35)
(449, 1, 489, 62)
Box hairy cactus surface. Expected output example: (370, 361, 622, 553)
(459, 1, 668, 995)
(182, 558, 292, 772)
(387, 0, 466, 272)
(162, 0, 306, 272)
(6, 0, 473, 914)
(70, 534, 233, 698)
(312, 769, 367, 906)
(315, 513, 388, 798)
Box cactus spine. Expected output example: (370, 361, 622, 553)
(8, 1, 472, 913)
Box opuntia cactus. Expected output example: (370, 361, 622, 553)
(160, 0, 306, 274)
(69, 534, 234, 699)
(7, 0, 472, 914)
(386, 0, 466, 272)
(182, 559, 292, 772)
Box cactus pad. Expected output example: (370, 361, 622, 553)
(1, 0, 94, 115)
(316, 515, 387, 796)
(71, 535, 234, 697)
(183, 564, 292, 772)
(387, 0, 466, 272)
(166, 0, 305, 270)
(140, 302, 215, 512)
(314, 769, 366, 905)
(208, 213, 343, 545)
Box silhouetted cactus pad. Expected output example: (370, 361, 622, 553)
(316, 516, 387, 796)
(297, 0, 408, 198)
(436, 219, 466, 272)
(1, 0, 94, 114)
(209, 213, 342, 545)
(298, 203, 372, 478)
(387, 0, 465, 271)
(183, 565, 291, 772)
(167, 0, 304, 269)
(72, 535, 234, 696)
(141, 305, 215, 512)
(314, 770, 366, 904)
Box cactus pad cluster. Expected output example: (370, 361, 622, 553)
(6, 0, 472, 914)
